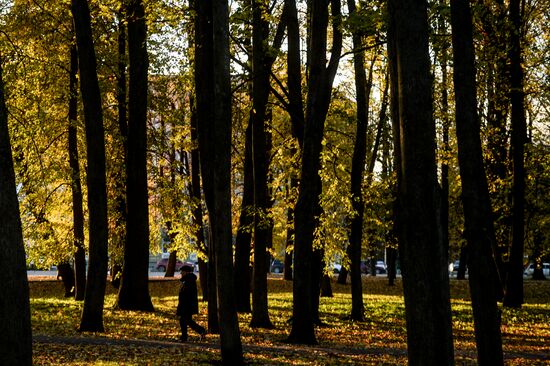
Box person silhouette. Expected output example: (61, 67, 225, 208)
(177, 265, 206, 342)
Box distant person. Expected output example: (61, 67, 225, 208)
(177, 265, 206, 342)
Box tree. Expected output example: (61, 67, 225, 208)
(68, 44, 87, 300)
(0, 54, 33, 366)
(117, 0, 154, 311)
(71, 0, 110, 332)
(289, 0, 342, 345)
(389, 0, 454, 363)
(504, 0, 527, 308)
(111, 6, 129, 290)
(195, 0, 243, 363)
(249, 0, 286, 329)
(233, 119, 253, 312)
(450, 0, 504, 363)
(346, 0, 369, 321)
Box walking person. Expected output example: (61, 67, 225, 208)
(177, 265, 206, 342)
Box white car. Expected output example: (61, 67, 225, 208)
(524, 263, 550, 277)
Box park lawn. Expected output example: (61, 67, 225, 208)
(30, 276, 550, 365)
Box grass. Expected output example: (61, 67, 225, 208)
(30, 276, 550, 365)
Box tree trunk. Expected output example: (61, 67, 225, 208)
(195, 0, 243, 362)
(284, 178, 297, 281)
(503, 0, 526, 309)
(68, 44, 87, 301)
(390, 0, 455, 363)
(0, 56, 33, 366)
(283, 0, 305, 282)
(165, 250, 177, 277)
(71, 0, 109, 332)
(480, 1, 509, 278)
(437, 1, 450, 270)
(386, 247, 397, 286)
(189, 95, 208, 301)
(387, 0, 401, 290)
(111, 9, 128, 291)
(345, 0, 368, 322)
(234, 120, 253, 313)
(457, 246, 468, 280)
(450, 0, 504, 363)
(288, 0, 342, 345)
(117, 0, 154, 312)
(250, 0, 274, 329)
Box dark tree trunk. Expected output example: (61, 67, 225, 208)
(284, 178, 297, 281)
(286, 0, 305, 146)
(165, 250, 177, 277)
(450, 0, 504, 363)
(387, 2, 402, 292)
(71, 0, 109, 332)
(68, 44, 87, 301)
(234, 120, 253, 313)
(390, 0, 455, 363)
(346, 0, 368, 322)
(288, 0, 342, 345)
(111, 8, 128, 291)
(117, 0, 154, 312)
(189, 96, 208, 301)
(195, 0, 243, 362)
(57, 263, 76, 297)
(192, 0, 219, 333)
(480, 1, 509, 278)
(320, 273, 333, 297)
(387, 0, 401, 290)
(310, 249, 323, 324)
(437, 2, 450, 268)
(0, 59, 33, 366)
(337, 265, 348, 284)
(503, 0, 526, 309)
(250, 0, 274, 329)
(457, 246, 468, 280)
(283, 0, 305, 282)
(386, 247, 397, 286)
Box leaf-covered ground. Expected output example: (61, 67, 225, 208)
(30, 276, 550, 365)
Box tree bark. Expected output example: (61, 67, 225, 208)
(387, 0, 401, 289)
(195, 0, 243, 362)
(68, 44, 87, 301)
(503, 0, 526, 309)
(437, 0, 450, 270)
(346, 0, 368, 322)
(0, 55, 33, 366)
(284, 178, 297, 280)
(450, 0, 504, 363)
(111, 8, 128, 290)
(390, 0, 455, 363)
(249, 0, 275, 329)
(288, 0, 342, 345)
(117, 0, 154, 312)
(234, 120, 253, 313)
(71, 0, 110, 332)
(189, 95, 208, 301)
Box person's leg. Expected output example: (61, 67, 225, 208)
(179, 315, 188, 341)
(188, 316, 206, 336)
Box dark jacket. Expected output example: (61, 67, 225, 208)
(177, 272, 199, 315)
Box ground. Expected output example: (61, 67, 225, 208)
(30, 275, 550, 365)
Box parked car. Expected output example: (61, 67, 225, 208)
(155, 258, 194, 272)
(360, 260, 387, 274)
(270, 259, 284, 274)
(524, 263, 550, 277)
